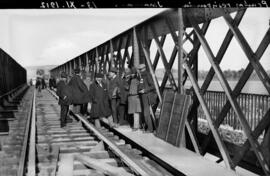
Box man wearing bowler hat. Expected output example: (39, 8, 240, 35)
(89, 72, 113, 128)
(68, 68, 89, 115)
(137, 64, 157, 133)
(107, 67, 122, 127)
(56, 72, 72, 128)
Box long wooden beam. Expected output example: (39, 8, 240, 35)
(75, 154, 134, 176)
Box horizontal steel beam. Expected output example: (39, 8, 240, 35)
(51, 8, 240, 72)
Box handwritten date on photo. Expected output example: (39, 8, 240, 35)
(40, 1, 97, 8)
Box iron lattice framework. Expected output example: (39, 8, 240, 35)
(50, 8, 270, 175)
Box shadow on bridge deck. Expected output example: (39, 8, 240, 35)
(110, 124, 258, 176)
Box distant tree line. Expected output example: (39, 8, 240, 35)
(155, 68, 270, 81)
(198, 68, 270, 80)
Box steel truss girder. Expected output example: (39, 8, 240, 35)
(197, 9, 246, 153)
(49, 8, 270, 175)
(188, 10, 270, 175)
(202, 27, 270, 154)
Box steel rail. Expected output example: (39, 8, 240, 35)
(47, 88, 151, 176)
(17, 87, 35, 176)
(27, 88, 36, 175)
(75, 114, 151, 176)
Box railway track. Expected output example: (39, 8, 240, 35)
(0, 86, 32, 176)
(1, 87, 183, 176)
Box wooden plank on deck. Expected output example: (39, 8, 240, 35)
(58, 154, 74, 176)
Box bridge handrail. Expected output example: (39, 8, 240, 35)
(193, 89, 270, 131)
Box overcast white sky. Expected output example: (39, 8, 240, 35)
(0, 8, 269, 71)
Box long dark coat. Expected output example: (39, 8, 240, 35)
(56, 80, 73, 105)
(68, 75, 89, 104)
(89, 81, 111, 119)
(119, 78, 129, 105)
(128, 77, 141, 114)
(49, 78, 56, 88)
(139, 71, 157, 105)
(107, 75, 122, 99)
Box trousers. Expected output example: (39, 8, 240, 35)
(60, 105, 69, 126)
(73, 104, 81, 114)
(141, 94, 153, 132)
(110, 98, 119, 123)
(118, 104, 126, 125)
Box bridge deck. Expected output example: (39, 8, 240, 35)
(112, 125, 254, 176)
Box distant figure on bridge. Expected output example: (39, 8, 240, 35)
(68, 68, 89, 116)
(56, 72, 73, 128)
(41, 78, 46, 89)
(49, 76, 56, 90)
(107, 67, 122, 127)
(88, 73, 112, 128)
(36, 77, 42, 93)
(29, 79, 33, 86)
(138, 64, 157, 133)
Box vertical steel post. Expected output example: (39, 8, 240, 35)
(132, 27, 140, 68)
(178, 8, 186, 147)
(178, 8, 184, 94)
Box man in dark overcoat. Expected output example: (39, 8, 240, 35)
(118, 70, 129, 125)
(36, 77, 41, 91)
(107, 67, 122, 127)
(89, 73, 112, 128)
(138, 64, 157, 133)
(49, 76, 57, 90)
(41, 78, 46, 89)
(68, 68, 89, 115)
(56, 72, 72, 128)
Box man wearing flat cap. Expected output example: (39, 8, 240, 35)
(107, 67, 122, 127)
(89, 72, 113, 128)
(137, 64, 157, 133)
(68, 67, 89, 115)
(56, 72, 73, 128)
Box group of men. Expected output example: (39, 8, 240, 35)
(56, 64, 158, 134)
(35, 77, 46, 92)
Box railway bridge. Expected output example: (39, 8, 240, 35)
(0, 8, 269, 176)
